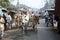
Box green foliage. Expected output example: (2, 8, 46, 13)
(4, 0, 9, 2)
(0, 0, 9, 8)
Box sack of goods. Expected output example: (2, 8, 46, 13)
(53, 20, 57, 28)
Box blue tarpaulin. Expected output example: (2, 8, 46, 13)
(0, 8, 3, 16)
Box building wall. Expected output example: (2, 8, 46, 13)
(55, 0, 60, 16)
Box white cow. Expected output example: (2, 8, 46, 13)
(22, 11, 30, 31)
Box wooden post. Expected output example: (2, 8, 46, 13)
(55, 0, 60, 33)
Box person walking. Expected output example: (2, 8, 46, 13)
(0, 15, 5, 38)
(0, 6, 5, 38)
(6, 13, 12, 30)
(45, 11, 49, 27)
(3, 13, 7, 31)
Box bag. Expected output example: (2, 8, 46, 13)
(53, 20, 57, 28)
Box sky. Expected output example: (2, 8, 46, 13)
(10, 0, 47, 9)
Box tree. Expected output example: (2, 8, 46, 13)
(0, 0, 9, 8)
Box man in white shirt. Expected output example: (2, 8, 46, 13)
(6, 13, 12, 29)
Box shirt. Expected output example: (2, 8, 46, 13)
(6, 15, 12, 23)
(0, 8, 3, 16)
(0, 18, 4, 29)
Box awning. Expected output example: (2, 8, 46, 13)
(45, 9, 55, 11)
